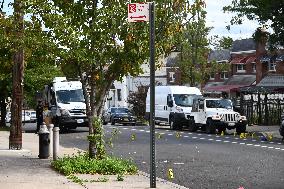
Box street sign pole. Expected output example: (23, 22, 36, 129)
(149, 2, 156, 188)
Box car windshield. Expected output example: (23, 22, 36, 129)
(173, 94, 197, 107)
(111, 108, 129, 114)
(206, 99, 232, 109)
(56, 89, 84, 103)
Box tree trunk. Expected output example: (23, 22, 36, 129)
(9, 0, 24, 150)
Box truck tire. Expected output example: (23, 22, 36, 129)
(206, 119, 216, 134)
(188, 118, 197, 132)
(170, 118, 178, 130)
(236, 124, 246, 134)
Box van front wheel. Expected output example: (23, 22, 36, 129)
(170, 118, 178, 130)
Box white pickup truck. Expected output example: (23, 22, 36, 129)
(188, 97, 247, 134)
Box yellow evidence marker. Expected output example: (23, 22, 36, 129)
(175, 132, 181, 138)
(168, 169, 174, 179)
(221, 131, 224, 136)
(131, 134, 136, 141)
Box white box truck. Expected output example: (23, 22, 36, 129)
(145, 86, 202, 130)
(43, 77, 88, 131)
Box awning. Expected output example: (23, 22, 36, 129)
(230, 57, 247, 64)
(276, 54, 284, 62)
(246, 56, 256, 64)
(260, 55, 271, 63)
(204, 85, 247, 93)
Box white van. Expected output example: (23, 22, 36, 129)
(145, 86, 202, 130)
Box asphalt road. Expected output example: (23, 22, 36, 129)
(20, 123, 284, 189)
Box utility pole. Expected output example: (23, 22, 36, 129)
(9, 0, 24, 150)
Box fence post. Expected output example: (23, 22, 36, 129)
(264, 93, 268, 125)
(257, 93, 262, 125)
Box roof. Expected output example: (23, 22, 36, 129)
(257, 75, 284, 87)
(165, 52, 180, 67)
(240, 75, 284, 93)
(231, 38, 256, 52)
(230, 57, 247, 64)
(224, 75, 256, 85)
(208, 49, 230, 62)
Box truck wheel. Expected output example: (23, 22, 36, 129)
(111, 119, 115, 125)
(170, 118, 178, 130)
(188, 119, 197, 132)
(206, 119, 216, 134)
(236, 124, 246, 134)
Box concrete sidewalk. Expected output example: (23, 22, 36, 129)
(0, 131, 188, 189)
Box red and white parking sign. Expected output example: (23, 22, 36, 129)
(128, 3, 149, 22)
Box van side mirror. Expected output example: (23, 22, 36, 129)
(167, 94, 173, 107)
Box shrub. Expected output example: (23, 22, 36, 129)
(51, 152, 138, 176)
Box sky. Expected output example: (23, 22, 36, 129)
(204, 0, 259, 40)
(1, 0, 260, 40)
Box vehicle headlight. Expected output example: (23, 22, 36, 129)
(212, 115, 221, 120)
(240, 116, 247, 121)
(60, 109, 70, 117)
(176, 106, 183, 113)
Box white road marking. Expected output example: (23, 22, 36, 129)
(208, 139, 213, 141)
(275, 148, 280, 150)
(252, 140, 257, 142)
(184, 136, 189, 138)
(207, 135, 211, 137)
(254, 145, 260, 147)
(261, 146, 267, 148)
(246, 144, 253, 146)
(139, 130, 144, 132)
(232, 142, 238, 144)
(215, 136, 220, 138)
(216, 140, 222, 142)
(240, 143, 245, 145)
(123, 128, 128, 130)
(223, 141, 230, 143)
(281, 149, 284, 151)
(225, 137, 230, 139)
(197, 134, 202, 136)
(173, 162, 185, 165)
(188, 133, 193, 135)
(278, 143, 282, 145)
(168, 134, 173, 136)
(146, 131, 150, 133)
(192, 137, 198, 139)
(269, 142, 274, 144)
(268, 147, 274, 149)
(199, 138, 205, 140)
(131, 129, 136, 131)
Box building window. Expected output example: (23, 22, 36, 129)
(209, 73, 215, 80)
(236, 64, 246, 73)
(220, 71, 228, 79)
(117, 89, 121, 101)
(169, 72, 175, 82)
(252, 63, 256, 73)
(269, 62, 276, 71)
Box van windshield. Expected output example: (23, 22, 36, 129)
(173, 94, 197, 107)
(56, 89, 84, 103)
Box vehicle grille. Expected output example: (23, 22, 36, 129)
(221, 113, 237, 122)
(69, 109, 86, 116)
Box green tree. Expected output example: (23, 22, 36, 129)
(26, 0, 194, 158)
(210, 36, 233, 50)
(223, 0, 284, 46)
(177, 0, 211, 87)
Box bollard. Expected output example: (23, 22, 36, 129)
(47, 124, 54, 157)
(53, 127, 60, 161)
(38, 123, 50, 159)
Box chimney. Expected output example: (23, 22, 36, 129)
(255, 27, 268, 84)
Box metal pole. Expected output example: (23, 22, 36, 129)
(53, 127, 60, 161)
(47, 124, 54, 157)
(149, 2, 156, 188)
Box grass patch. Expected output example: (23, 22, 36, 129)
(0, 126, 10, 131)
(51, 152, 138, 176)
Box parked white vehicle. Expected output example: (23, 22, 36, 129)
(5, 111, 31, 123)
(145, 85, 202, 130)
(43, 77, 88, 131)
(189, 97, 247, 134)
